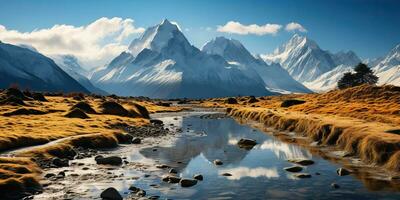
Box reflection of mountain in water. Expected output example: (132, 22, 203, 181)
(140, 116, 254, 170)
(257, 140, 312, 160)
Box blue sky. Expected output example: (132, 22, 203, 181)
(0, 0, 399, 66)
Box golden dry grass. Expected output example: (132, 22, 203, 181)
(202, 85, 400, 173)
(0, 94, 184, 194)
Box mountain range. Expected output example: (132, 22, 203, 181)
(0, 20, 399, 97)
(0, 41, 88, 93)
(90, 19, 307, 98)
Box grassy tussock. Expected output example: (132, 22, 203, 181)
(227, 107, 400, 172)
(0, 157, 41, 197)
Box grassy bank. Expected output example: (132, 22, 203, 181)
(0, 89, 185, 198)
(203, 85, 400, 173)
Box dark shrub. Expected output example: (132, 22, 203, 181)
(281, 99, 306, 108)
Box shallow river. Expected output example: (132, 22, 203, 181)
(35, 111, 400, 199)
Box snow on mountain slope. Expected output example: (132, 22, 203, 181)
(51, 55, 107, 95)
(0, 41, 88, 93)
(202, 37, 311, 93)
(261, 34, 361, 84)
(303, 64, 354, 92)
(373, 44, 400, 86)
(92, 20, 271, 98)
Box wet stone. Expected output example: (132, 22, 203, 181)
(284, 166, 303, 173)
(288, 159, 315, 166)
(100, 187, 122, 200)
(331, 183, 340, 189)
(294, 173, 312, 178)
(337, 168, 351, 176)
(95, 156, 122, 166)
(193, 174, 203, 181)
(213, 159, 223, 165)
(169, 168, 178, 174)
(132, 137, 141, 144)
(162, 175, 181, 184)
(180, 179, 198, 187)
(221, 173, 232, 176)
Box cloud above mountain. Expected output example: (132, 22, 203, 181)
(285, 22, 307, 32)
(217, 21, 307, 35)
(0, 17, 144, 69)
(217, 21, 282, 35)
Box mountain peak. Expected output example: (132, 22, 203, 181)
(128, 19, 188, 57)
(288, 34, 318, 50)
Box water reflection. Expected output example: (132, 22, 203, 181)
(138, 113, 400, 199)
(257, 140, 312, 160)
(219, 167, 279, 180)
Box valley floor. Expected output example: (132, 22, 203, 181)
(0, 89, 185, 199)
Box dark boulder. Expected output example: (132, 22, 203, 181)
(336, 168, 351, 176)
(162, 175, 181, 184)
(284, 166, 303, 173)
(237, 138, 257, 149)
(95, 156, 122, 166)
(179, 179, 197, 187)
(100, 187, 122, 200)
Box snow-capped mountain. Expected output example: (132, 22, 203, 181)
(91, 19, 271, 98)
(373, 44, 400, 86)
(202, 37, 311, 93)
(0, 41, 89, 93)
(51, 55, 107, 95)
(261, 34, 361, 84)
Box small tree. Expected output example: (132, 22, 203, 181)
(337, 63, 378, 89)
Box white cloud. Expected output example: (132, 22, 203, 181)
(217, 21, 282, 35)
(285, 22, 307, 32)
(0, 17, 144, 69)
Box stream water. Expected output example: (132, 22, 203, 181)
(34, 111, 400, 200)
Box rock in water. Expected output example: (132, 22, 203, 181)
(179, 179, 197, 187)
(331, 183, 340, 189)
(284, 166, 303, 172)
(132, 137, 141, 144)
(237, 138, 257, 149)
(100, 187, 122, 200)
(169, 168, 178, 174)
(221, 173, 232, 176)
(288, 159, 314, 166)
(213, 159, 223, 165)
(52, 158, 69, 167)
(336, 168, 351, 176)
(294, 173, 312, 178)
(162, 175, 181, 183)
(193, 174, 203, 181)
(95, 156, 122, 166)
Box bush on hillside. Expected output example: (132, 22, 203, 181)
(338, 63, 378, 89)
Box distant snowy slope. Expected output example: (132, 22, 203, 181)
(202, 37, 311, 93)
(303, 64, 354, 92)
(0, 41, 88, 93)
(261, 34, 361, 84)
(51, 55, 107, 95)
(373, 44, 400, 86)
